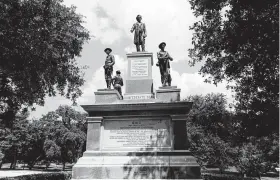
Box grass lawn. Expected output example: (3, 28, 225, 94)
(202, 167, 279, 180)
(0, 164, 278, 179)
(0, 163, 73, 178)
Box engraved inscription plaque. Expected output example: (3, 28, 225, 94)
(102, 119, 171, 149)
(131, 59, 148, 77)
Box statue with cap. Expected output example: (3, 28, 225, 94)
(130, 14, 147, 52)
(156, 42, 173, 86)
(103, 48, 115, 89)
(112, 70, 124, 99)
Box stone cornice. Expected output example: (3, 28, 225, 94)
(81, 101, 192, 113)
(126, 52, 154, 65)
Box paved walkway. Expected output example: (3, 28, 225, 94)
(0, 170, 49, 178)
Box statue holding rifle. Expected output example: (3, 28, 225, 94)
(156, 42, 173, 87)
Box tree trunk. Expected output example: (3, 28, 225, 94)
(62, 162, 65, 171)
(258, 172, 261, 180)
(9, 149, 17, 169)
(12, 149, 17, 169)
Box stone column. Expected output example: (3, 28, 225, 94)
(170, 115, 189, 150)
(86, 117, 103, 151)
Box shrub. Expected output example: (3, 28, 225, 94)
(0, 172, 71, 180)
(202, 174, 256, 180)
(235, 143, 266, 178)
(187, 122, 237, 173)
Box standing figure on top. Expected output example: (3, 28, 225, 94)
(103, 48, 115, 89)
(130, 15, 147, 52)
(112, 70, 124, 100)
(156, 42, 173, 86)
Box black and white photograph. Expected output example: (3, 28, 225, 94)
(0, 0, 278, 179)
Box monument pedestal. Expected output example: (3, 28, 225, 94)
(124, 52, 154, 99)
(72, 151, 200, 179)
(156, 86, 181, 102)
(72, 52, 201, 179)
(94, 89, 122, 104)
(72, 102, 201, 180)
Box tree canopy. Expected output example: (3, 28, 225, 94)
(0, 0, 90, 128)
(0, 105, 87, 170)
(188, 0, 279, 136)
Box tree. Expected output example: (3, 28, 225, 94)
(0, 114, 30, 169)
(21, 120, 46, 169)
(236, 142, 266, 179)
(60, 131, 85, 170)
(188, 0, 279, 136)
(55, 105, 87, 131)
(0, 0, 90, 128)
(43, 139, 61, 169)
(187, 122, 237, 173)
(184, 93, 235, 140)
(0, 150, 4, 169)
(39, 105, 86, 170)
(185, 93, 237, 173)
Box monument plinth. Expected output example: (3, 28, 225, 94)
(156, 86, 181, 102)
(72, 51, 201, 179)
(124, 52, 154, 100)
(94, 89, 122, 104)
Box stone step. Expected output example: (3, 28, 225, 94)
(72, 165, 201, 179)
(83, 150, 193, 156)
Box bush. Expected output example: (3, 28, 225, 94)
(235, 143, 266, 177)
(0, 172, 71, 180)
(202, 174, 256, 180)
(187, 122, 237, 173)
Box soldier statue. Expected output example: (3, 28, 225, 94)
(103, 48, 115, 89)
(156, 42, 173, 86)
(112, 70, 124, 100)
(130, 15, 147, 52)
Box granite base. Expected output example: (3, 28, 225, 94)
(72, 151, 201, 179)
(156, 86, 181, 102)
(94, 89, 122, 104)
(126, 79, 153, 94)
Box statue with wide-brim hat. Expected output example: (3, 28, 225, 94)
(103, 48, 115, 89)
(104, 48, 112, 53)
(158, 42, 166, 49)
(156, 42, 173, 86)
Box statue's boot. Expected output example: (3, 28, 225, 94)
(106, 80, 111, 89)
(141, 44, 145, 52)
(136, 45, 140, 52)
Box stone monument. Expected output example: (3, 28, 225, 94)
(71, 55, 201, 180)
(71, 16, 201, 179)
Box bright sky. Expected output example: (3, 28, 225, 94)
(28, 0, 235, 119)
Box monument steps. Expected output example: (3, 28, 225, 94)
(82, 150, 193, 156)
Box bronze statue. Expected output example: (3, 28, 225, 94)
(156, 42, 173, 86)
(103, 48, 115, 89)
(112, 70, 124, 99)
(130, 15, 147, 52)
